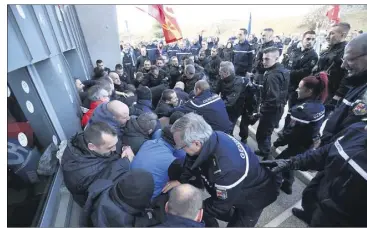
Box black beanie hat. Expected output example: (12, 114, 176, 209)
(115, 169, 154, 209)
(137, 86, 152, 101)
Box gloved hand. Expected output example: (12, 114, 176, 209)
(248, 113, 261, 125)
(259, 159, 292, 173)
(273, 139, 285, 148)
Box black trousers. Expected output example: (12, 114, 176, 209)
(239, 110, 251, 141)
(256, 107, 284, 155)
(203, 207, 263, 227)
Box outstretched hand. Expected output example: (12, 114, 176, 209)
(260, 159, 292, 173)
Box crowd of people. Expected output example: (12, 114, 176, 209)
(64, 24, 367, 227)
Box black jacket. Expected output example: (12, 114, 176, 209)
(182, 74, 199, 94)
(122, 117, 151, 154)
(80, 179, 161, 227)
(197, 57, 210, 68)
(314, 41, 349, 98)
(155, 100, 175, 118)
(290, 121, 367, 226)
(167, 65, 182, 88)
(216, 75, 247, 120)
(282, 42, 318, 91)
(136, 55, 150, 72)
(220, 47, 234, 62)
(142, 71, 168, 88)
(253, 40, 276, 74)
(204, 55, 221, 80)
(260, 63, 290, 112)
(61, 133, 130, 207)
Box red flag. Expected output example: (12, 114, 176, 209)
(137, 5, 183, 43)
(326, 5, 340, 24)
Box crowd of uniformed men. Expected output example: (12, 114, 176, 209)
(62, 24, 367, 227)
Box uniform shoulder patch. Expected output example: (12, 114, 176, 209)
(352, 102, 367, 116)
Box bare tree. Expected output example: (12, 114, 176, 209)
(152, 21, 164, 39)
(298, 5, 330, 31)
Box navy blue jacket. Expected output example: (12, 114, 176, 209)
(89, 102, 123, 137)
(190, 42, 202, 56)
(291, 121, 367, 226)
(158, 214, 204, 227)
(167, 45, 179, 59)
(322, 72, 367, 144)
(130, 99, 154, 116)
(180, 132, 281, 221)
(233, 40, 254, 75)
(173, 90, 233, 133)
(176, 48, 192, 65)
(277, 99, 325, 150)
(147, 44, 159, 63)
(80, 179, 160, 227)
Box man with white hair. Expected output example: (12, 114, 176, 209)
(163, 113, 281, 227)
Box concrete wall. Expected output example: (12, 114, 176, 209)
(75, 5, 121, 70)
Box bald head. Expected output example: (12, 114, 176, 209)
(174, 81, 185, 90)
(108, 72, 121, 85)
(107, 100, 130, 125)
(342, 33, 367, 77)
(167, 184, 203, 221)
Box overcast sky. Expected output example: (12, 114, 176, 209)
(116, 5, 317, 33)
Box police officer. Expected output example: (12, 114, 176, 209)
(261, 118, 367, 226)
(163, 113, 282, 227)
(233, 28, 254, 77)
(146, 40, 159, 64)
(281, 30, 319, 131)
(312, 22, 351, 114)
(273, 73, 328, 194)
(167, 42, 179, 59)
(255, 47, 290, 159)
(204, 47, 222, 92)
(176, 41, 192, 65)
(122, 43, 136, 83)
(287, 33, 367, 226)
(322, 33, 367, 145)
(216, 61, 247, 128)
(173, 80, 233, 133)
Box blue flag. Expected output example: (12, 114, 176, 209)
(247, 12, 252, 35)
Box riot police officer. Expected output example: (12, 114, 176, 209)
(255, 47, 290, 159)
(164, 113, 282, 227)
(281, 30, 319, 131)
(273, 73, 328, 194)
(312, 22, 351, 114)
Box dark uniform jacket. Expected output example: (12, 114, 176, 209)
(167, 45, 179, 59)
(233, 40, 254, 76)
(130, 100, 154, 116)
(122, 117, 151, 154)
(180, 132, 281, 221)
(174, 88, 189, 105)
(190, 43, 202, 56)
(146, 44, 159, 64)
(61, 133, 130, 207)
(176, 48, 192, 65)
(253, 40, 275, 75)
(173, 90, 233, 133)
(276, 99, 325, 150)
(314, 41, 348, 98)
(290, 121, 367, 226)
(322, 71, 367, 144)
(282, 42, 319, 91)
(260, 63, 290, 112)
